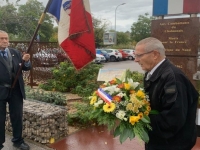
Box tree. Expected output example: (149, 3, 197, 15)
(17, 0, 54, 41)
(1, 0, 54, 41)
(130, 13, 155, 43)
(49, 26, 58, 42)
(116, 31, 130, 45)
(0, 4, 19, 34)
(92, 17, 107, 48)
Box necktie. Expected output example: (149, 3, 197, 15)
(1, 51, 8, 61)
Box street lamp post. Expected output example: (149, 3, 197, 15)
(114, 3, 125, 44)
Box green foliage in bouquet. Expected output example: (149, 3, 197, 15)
(88, 70, 152, 144)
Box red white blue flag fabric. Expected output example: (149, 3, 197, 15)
(48, 0, 96, 70)
(153, 0, 200, 16)
(97, 88, 112, 104)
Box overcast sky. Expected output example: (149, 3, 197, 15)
(2, 0, 153, 32)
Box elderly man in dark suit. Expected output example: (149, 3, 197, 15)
(134, 37, 199, 150)
(0, 30, 31, 150)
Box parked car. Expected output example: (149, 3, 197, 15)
(93, 54, 106, 64)
(33, 50, 58, 66)
(104, 49, 122, 62)
(96, 49, 110, 62)
(122, 49, 135, 60)
(118, 49, 129, 60)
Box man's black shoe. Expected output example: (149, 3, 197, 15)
(13, 142, 30, 150)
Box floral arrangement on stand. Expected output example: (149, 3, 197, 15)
(89, 71, 154, 144)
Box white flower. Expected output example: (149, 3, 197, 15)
(117, 92, 125, 97)
(103, 85, 120, 95)
(145, 95, 150, 101)
(97, 100, 103, 104)
(116, 110, 126, 120)
(127, 78, 139, 89)
(94, 102, 100, 107)
(123, 118, 128, 121)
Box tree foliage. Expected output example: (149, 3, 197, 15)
(0, 0, 54, 41)
(0, 4, 18, 34)
(130, 13, 155, 43)
(117, 31, 130, 45)
(92, 17, 107, 48)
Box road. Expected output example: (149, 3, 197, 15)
(102, 60, 144, 74)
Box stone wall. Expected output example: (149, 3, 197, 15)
(5, 100, 67, 144)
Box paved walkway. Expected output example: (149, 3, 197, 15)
(3, 132, 53, 150)
(49, 125, 200, 150)
(4, 126, 200, 150)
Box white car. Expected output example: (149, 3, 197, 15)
(122, 49, 135, 60)
(93, 54, 106, 64)
(103, 49, 122, 62)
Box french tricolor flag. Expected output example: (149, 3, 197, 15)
(153, 0, 200, 16)
(97, 88, 112, 104)
(47, 0, 95, 70)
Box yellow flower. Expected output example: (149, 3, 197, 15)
(146, 106, 151, 111)
(90, 96, 97, 105)
(124, 83, 131, 90)
(103, 103, 116, 113)
(136, 90, 145, 98)
(130, 90, 135, 94)
(126, 103, 133, 111)
(129, 116, 140, 125)
(138, 112, 143, 119)
(144, 111, 149, 115)
(92, 91, 97, 96)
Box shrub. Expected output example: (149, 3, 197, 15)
(39, 62, 103, 98)
(25, 86, 66, 106)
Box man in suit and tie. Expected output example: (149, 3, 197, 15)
(0, 30, 31, 150)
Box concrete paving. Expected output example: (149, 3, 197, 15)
(3, 132, 54, 150)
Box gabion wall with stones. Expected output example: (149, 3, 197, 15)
(5, 100, 67, 144)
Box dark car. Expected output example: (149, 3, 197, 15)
(96, 49, 110, 62)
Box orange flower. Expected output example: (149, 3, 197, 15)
(109, 78, 116, 84)
(100, 85, 106, 88)
(117, 83, 124, 89)
(112, 96, 121, 102)
(129, 90, 135, 94)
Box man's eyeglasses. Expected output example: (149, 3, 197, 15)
(134, 51, 154, 58)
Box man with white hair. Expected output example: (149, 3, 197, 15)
(135, 37, 199, 150)
(0, 30, 31, 150)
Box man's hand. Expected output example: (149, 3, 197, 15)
(22, 53, 30, 62)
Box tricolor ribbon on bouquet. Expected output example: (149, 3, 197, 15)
(97, 88, 112, 104)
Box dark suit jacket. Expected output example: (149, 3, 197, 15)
(144, 59, 199, 150)
(0, 48, 31, 99)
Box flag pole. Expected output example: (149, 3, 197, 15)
(11, 0, 54, 89)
